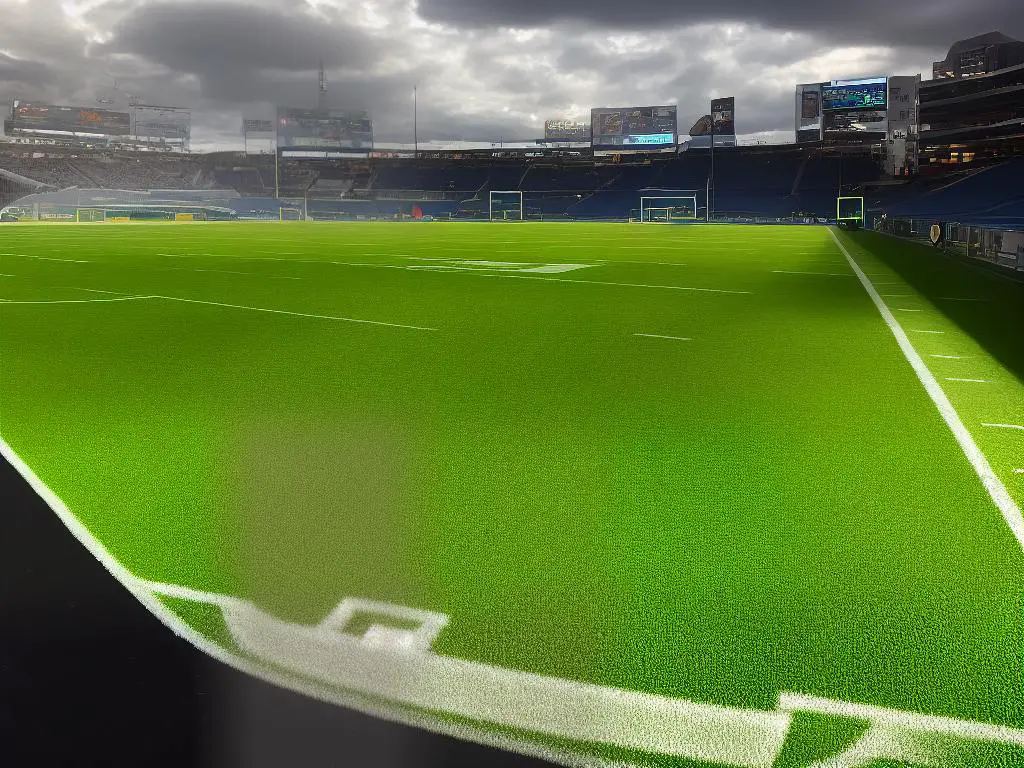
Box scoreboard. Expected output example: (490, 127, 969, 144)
(8, 101, 130, 137)
(276, 107, 373, 151)
(821, 78, 887, 111)
(591, 105, 677, 154)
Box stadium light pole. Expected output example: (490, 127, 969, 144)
(413, 85, 418, 159)
(709, 108, 715, 222)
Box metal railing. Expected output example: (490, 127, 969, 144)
(872, 215, 1024, 274)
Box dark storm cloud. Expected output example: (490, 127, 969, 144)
(0, 54, 56, 89)
(104, 2, 379, 78)
(416, 0, 1024, 48)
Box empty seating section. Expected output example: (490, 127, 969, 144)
(2, 148, 1017, 226)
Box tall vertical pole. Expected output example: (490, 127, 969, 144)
(413, 85, 418, 159)
(709, 104, 716, 222)
(274, 119, 280, 200)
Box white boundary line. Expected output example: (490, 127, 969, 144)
(148, 295, 438, 332)
(634, 333, 693, 341)
(0, 295, 154, 305)
(983, 424, 1024, 431)
(828, 228, 1024, 551)
(0, 437, 644, 768)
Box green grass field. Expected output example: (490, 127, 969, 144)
(1, 222, 1023, 767)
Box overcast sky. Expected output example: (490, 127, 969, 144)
(0, 0, 1020, 150)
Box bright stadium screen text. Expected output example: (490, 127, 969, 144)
(821, 78, 887, 110)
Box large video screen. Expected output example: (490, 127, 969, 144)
(822, 78, 887, 111)
(823, 108, 887, 136)
(276, 107, 373, 150)
(9, 101, 130, 136)
(591, 105, 677, 153)
(544, 119, 589, 141)
(132, 106, 191, 142)
(711, 97, 735, 137)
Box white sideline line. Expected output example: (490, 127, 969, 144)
(983, 423, 1024, 431)
(930, 355, 968, 360)
(945, 378, 989, 383)
(828, 228, 1024, 552)
(895, 308, 923, 312)
(909, 329, 945, 335)
(149, 295, 437, 331)
(778, 693, 1024, 746)
(0, 295, 153, 305)
(634, 333, 693, 341)
(771, 270, 853, 277)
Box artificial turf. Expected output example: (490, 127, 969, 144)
(1, 222, 1022, 766)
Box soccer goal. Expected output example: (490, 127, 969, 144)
(837, 197, 865, 229)
(280, 207, 304, 222)
(638, 195, 700, 224)
(489, 191, 523, 221)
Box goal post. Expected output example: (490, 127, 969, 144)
(837, 196, 865, 229)
(489, 191, 523, 221)
(280, 207, 304, 221)
(638, 195, 701, 223)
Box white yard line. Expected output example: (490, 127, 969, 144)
(149, 295, 437, 331)
(908, 329, 945, 335)
(944, 378, 989, 383)
(930, 355, 969, 360)
(983, 423, 1024, 431)
(828, 228, 1024, 551)
(634, 333, 693, 341)
(0, 295, 153, 305)
(895, 308, 923, 312)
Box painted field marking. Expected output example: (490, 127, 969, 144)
(634, 333, 693, 341)
(779, 693, 1024, 748)
(0, 274, 16, 277)
(10, 253, 91, 263)
(0, 438, 651, 768)
(1015, 469, 1024, 475)
(828, 228, 1024, 551)
(895, 308, 923, 312)
(983, 423, 1024, 431)
(0, 295, 153, 305)
(149, 294, 438, 331)
(162, 267, 303, 280)
(930, 355, 969, 360)
(945, 378, 989, 383)
(771, 270, 854, 277)
(489, 274, 751, 294)
(909, 329, 945, 335)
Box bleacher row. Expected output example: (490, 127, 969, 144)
(2, 149, 1021, 226)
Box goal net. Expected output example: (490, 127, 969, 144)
(280, 207, 304, 221)
(489, 191, 523, 221)
(639, 195, 700, 223)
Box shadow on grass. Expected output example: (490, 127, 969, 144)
(847, 230, 1024, 385)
